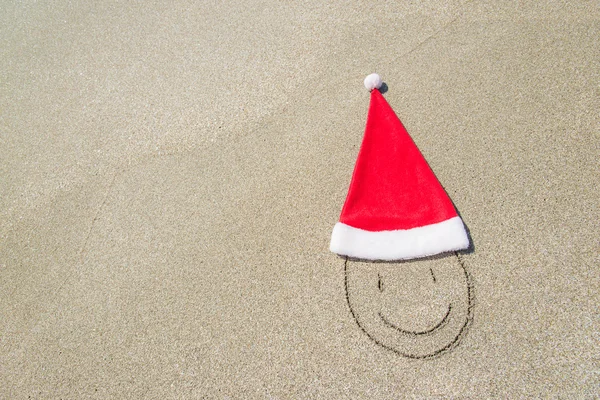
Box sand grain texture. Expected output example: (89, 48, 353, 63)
(1, 0, 598, 398)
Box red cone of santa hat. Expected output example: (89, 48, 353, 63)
(330, 74, 469, 260)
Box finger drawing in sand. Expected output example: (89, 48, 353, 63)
(331, 74, 472, 358)
(343, 254, 473, 359)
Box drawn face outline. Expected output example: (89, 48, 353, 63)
(344, 255, 472, 359)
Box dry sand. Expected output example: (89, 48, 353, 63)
(1, 0, 598, 398)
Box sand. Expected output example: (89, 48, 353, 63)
(1, 0, 598, 397)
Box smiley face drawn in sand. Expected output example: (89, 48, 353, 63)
(344, 253, 473, 359)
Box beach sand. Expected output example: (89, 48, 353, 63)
(1, 0, 598, 397)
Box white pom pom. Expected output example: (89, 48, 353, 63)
(364, 73, 382, 91)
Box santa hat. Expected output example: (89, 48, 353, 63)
(330, 73, 469, 261)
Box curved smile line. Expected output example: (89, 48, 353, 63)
(379, 303, 452, 336)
